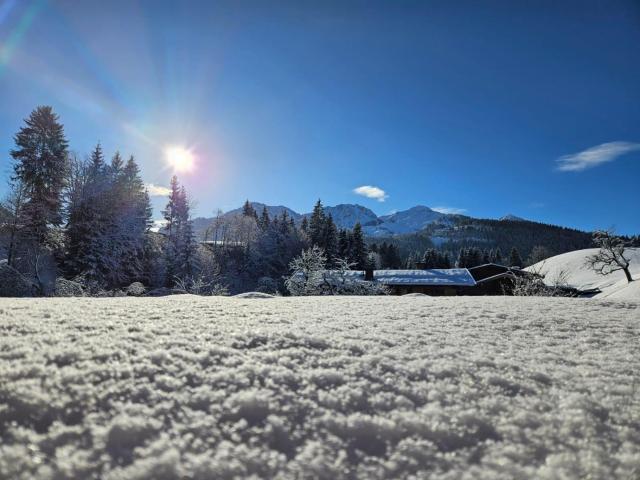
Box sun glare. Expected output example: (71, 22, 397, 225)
(166, 146, 195, 173)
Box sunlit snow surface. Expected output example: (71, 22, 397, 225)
(528, 247, 640, 300)
(0, 296, 639, 479)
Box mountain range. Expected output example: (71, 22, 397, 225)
(192, 203, 453, 238)
(189, 202, 596, 260)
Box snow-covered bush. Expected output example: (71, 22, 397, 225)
(0, 296, 637, 479)
(510, 265, 575, 297)
(126, 282, 146, 296)
(53, 278, 84, 297)
(325, 258, 389, 296)
(286, 249, 388, 296)
(285, 246, 327, 295)
(173, 275, 229, 296)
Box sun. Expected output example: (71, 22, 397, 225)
(165, 146, 195, 173)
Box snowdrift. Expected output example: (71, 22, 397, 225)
(528, 248, 640, 300)
(0, 296, 638, 479)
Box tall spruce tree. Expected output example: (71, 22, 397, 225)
(259, 206, 270, 231)
(162, 176, 181, 283)
(323, 214, 338, 265)
(300, 216, 309, 234)
(65, 143, 111, 282)
(351, 222, 367, 269)
(309, 199, 325, 246)
(162, 176, 195, 284)
(114, 156, 152, 284)
(242, 200, 258, 220)
(338, 229, 349, 260)
(11, 106, 68, 246)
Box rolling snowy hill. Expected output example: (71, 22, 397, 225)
(528, 248, 640, 300)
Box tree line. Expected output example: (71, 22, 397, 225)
(0, 107, 376, 295)
(3, 106, 629, 297)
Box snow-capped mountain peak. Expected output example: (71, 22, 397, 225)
(317, 204, 379, 230)
(500, 214, 525, 221)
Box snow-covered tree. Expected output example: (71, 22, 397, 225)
(162, 176, 196, 284)
(0, 180, 26, 267)
(258, 206, 270, 231)
(285, 245, 327, 295)
(586, 230, 633, 283)
(65, 144, 111, 282)
(10, 106, 69, 246)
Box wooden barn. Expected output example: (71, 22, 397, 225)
(467, 263, 536, 295)
(318, 264, 548, 296)
(364, 268, 477, 296)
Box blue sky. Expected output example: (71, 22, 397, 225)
(1, 0, 639, 233)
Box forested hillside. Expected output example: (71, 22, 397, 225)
(371, 216, 594, 266)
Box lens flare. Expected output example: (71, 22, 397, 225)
(165, 146, 194, 173)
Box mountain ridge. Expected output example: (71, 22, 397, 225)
(191, 202, 564, 239)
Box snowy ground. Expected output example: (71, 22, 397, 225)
(529, 248, 640, 300)
(1, 296, 639, 479)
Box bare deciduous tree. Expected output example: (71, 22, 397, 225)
(585, 230, 633, 283)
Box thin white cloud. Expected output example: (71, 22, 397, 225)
(556, 141, 640, 172)
(432, 206, 467, 215)
(145, 183, 171, 196)
(353, 185, 388, 202)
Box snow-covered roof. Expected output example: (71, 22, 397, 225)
(373, 269, 476, 286)
(324, 269, 476, 286)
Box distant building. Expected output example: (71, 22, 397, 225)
(326, 268, 477, 295)
(467, 263, 530, 295)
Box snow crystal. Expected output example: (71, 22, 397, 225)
(0, 295, 638, 479)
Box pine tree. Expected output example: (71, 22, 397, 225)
(493, 247, 503, 264)
(338, 229, 349, 260)
(162, 177, 196, 285)
(441, 252, 452, 269)
(351, 222, 367, 269)
(163, 176, 179, 236)
(176, 185, 196, 278)
(242, 200, 258, 220)
(323, 215, 338, 265)
(509, 247, 523, 267)
(162, 176, 181, 284)
(457, 249, 467, 268)
(468, 247, 482, 267)
(405, 252, 416, 269)
(259, 206, 270, 231)
(309, 199, 325, 247)
(114, 156, 152, 284)
(300, 216, 309, 234)
(11, 106, 68, 246)
(65, 143, 111, 282)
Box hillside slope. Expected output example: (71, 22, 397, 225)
(529, 248, 640, 300)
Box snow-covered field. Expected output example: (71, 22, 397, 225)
(529, 248, 640, 300)
(1, 296, 639, 479)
